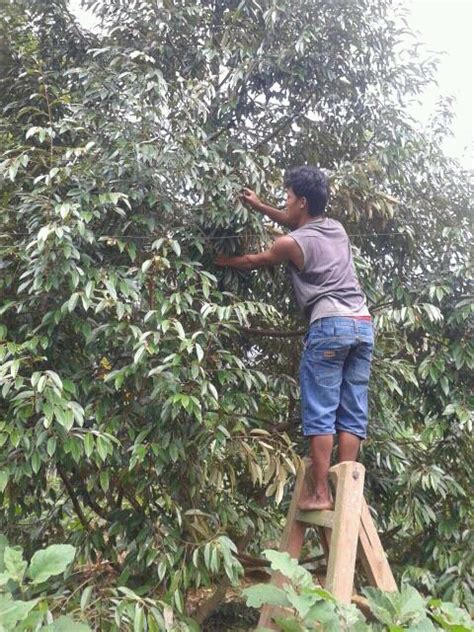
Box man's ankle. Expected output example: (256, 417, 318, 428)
(314, 486, 330, 499)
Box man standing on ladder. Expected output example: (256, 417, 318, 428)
(215, 166, 374, 511)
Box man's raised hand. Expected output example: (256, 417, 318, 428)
(240, 187, 261, 209)
(240, 187, 295, 229)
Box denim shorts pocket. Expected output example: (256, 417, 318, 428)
(315, 351, 348, 386)
(305, 338, 351, 386)
(343, 342, 373, 384)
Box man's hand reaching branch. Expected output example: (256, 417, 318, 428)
(240, 187, 296, 229)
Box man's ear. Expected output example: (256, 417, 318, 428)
(300, 196, 308, 210)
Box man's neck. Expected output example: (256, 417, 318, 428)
(296, 213, 325, 228)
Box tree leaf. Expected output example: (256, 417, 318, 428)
(4, 546, 27, 582)
(242, 584, 289, 609)
(0, 594, 39, 629)
(27, 544, 76, 584)
(0, 471, 9, 493)
(40, 615, 92, 631)
(264, 550, 313, 588)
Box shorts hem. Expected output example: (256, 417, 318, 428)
(335, 428, 367, 440)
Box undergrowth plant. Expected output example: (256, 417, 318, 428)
(242, 551, 473, 632)
(0, 535, 90, 631)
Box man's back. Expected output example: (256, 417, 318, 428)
(288, 217, 370, 323)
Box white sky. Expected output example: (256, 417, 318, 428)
(405, 0, 473, 168)
(69, 0, 472, 168)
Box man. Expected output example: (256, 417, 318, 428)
(215, 166, 374, 511)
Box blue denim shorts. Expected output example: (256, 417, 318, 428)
(300, 317, 374, 439)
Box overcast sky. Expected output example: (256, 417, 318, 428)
(406, 0, 472, 168)
(69, 0, 472, 169)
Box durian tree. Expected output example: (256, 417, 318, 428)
(0, 0, 472, 617)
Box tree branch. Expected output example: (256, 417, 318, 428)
(251, 100, 310, 151)
(56, 464, 91, 533)
(240, 326, 306, 337)
(79, 486, 110, 521)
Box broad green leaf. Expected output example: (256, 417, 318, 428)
(39, 615, 92, 631)
(242, 584, 290, 609)
(364, 585, 427, 627)
(27, 544, 76, 584)
(273, 616, 306, 632)
(68, 293, 79, 313)
(429, 600, 474, 632)
(83, 433, 94, 458)
(0, 594, 39, 629)
(46, 437, 57, 457)
(31, 452, 41, 474)
(285, 585, 316, 618)
(134, 346, 146, 364)
(407, 618, 438, 631)
(263, 550, 313, 588)
(304, 600, 340, 631)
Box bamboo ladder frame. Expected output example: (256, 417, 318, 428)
(258, 459, 397, 629)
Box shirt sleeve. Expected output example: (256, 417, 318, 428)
(288, 232, 307, 273)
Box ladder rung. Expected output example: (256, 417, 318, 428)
(296, 509, 334, 528)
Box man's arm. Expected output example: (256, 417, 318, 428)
(215, 235, 304, 271)
(241, 188, 296, 229)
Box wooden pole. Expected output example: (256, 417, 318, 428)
(357, 499, 398, 592)
(257, 459, 310, 630)
(325, 461, 365, 603)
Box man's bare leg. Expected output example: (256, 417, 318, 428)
(299, 434, 333, 510)
(337, 431, 361, 463)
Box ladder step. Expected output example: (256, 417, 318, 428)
(296, 509, 334, 528)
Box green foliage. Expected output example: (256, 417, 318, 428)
(363, 585, 434, 630)
(243, 551, 473, 632)
(27, 544, 75, 584)
(0, 535, 90, 631)
(0, 0, 472, 619)
(243, 551, 366, 631)
(0, 533, 197, 630)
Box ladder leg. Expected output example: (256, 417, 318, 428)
(325, 461, 365, 603)
(357, 499, 397, 592)
(317, 525, 331, 561)
(258, 458, 311, 630)
(315, 526, 332, 588)
(316, 467, 338, 581)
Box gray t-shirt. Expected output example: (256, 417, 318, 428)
(288, 217, 370, 323)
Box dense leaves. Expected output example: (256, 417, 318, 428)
(243, 551, 473, 631)
(0, 0, 472, 622)
(0, 536, 91, 631)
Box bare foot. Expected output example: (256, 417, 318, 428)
(298, 495, 333, 511)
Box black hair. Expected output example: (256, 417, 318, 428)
(284, 166, 328, 216)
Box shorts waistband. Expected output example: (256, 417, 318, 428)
(310, 315, 372, 326)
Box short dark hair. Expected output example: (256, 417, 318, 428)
(284, 166, 328, 216)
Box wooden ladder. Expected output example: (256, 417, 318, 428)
(258, 459, 397, 629)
